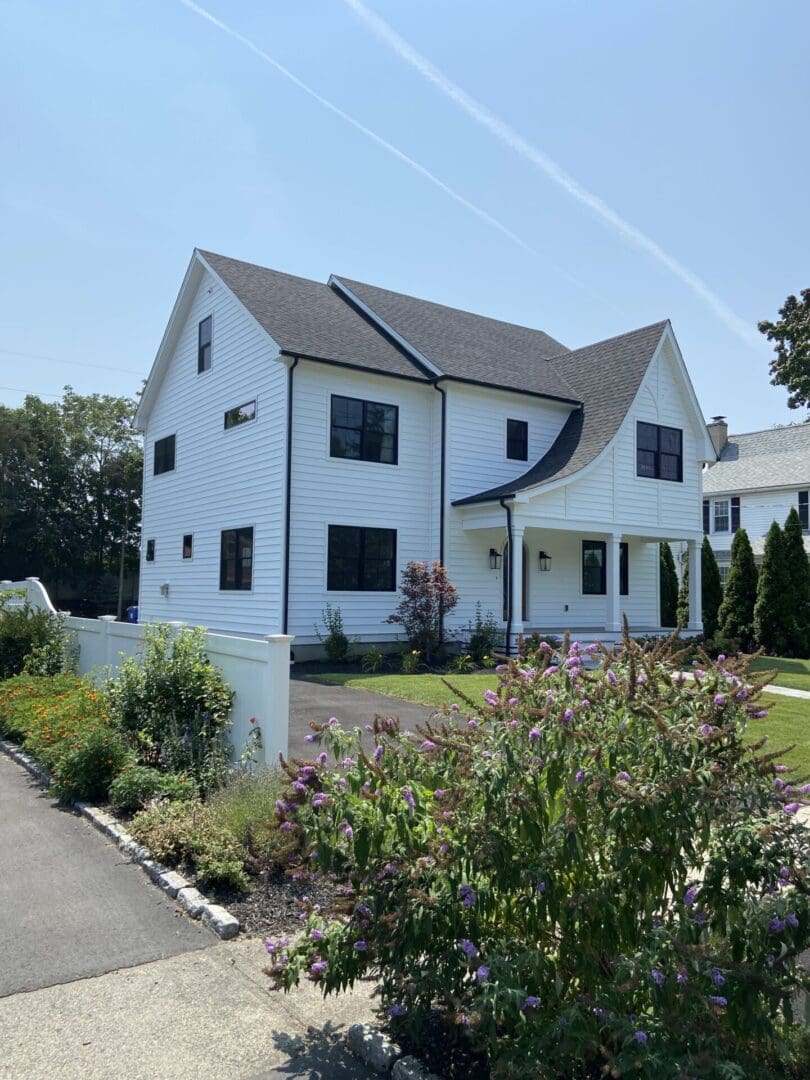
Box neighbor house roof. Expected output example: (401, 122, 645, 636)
(702, 424, 810, 495)
(453, 322, 670, 505)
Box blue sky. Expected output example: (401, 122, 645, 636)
(1, 0, 808, 433)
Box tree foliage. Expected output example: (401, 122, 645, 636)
(718, 528, 758, 649)
(759, 289, 810, 413)
(0, 388, 141, 607)
(676, 559, 689, 629)
(782, 507, 810, 657)
(701, 536, 724, 639)
(753, 522, 794, 656)
(387, 562, 459, 665)
(659, 543, 678, 627)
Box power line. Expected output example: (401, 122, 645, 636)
(0, 348, 144, 376)
(0, 385, 61, 399)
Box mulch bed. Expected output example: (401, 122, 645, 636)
(206, 865, 343, 938)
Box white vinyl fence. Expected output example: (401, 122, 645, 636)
(0, 578, 293, 765)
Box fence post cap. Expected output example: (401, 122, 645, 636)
(265, 634, 294, 644)
(25, 576, 41, 582)
(98, 615, 117, 623)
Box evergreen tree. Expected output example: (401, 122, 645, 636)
(782, 506, 810, 657)
(659, 543, 679, 627)
(701, 536, 723, 639)
(718, 528, 758, 650)
(753, 522, 793, 655)
(676, 559, 689, 629)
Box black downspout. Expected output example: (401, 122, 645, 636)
(282, 356, 299, 636)
(431, 380, 447, 643)
(500, 497, 513, 656)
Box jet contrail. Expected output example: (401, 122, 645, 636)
(177, 0, 606, 302)
(344, 0, 759, 348)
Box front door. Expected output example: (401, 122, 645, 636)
(502, 542, 528, 622)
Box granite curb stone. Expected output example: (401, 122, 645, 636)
(0, 737, 241, 940)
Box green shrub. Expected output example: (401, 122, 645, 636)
(108, 765, 196, 813)
(400, 649, 421, 674)
(783, 506, 810, 657)
(105, 624, 233, 794)
(448, 652, 475, 674)
(701, 535, 724, 639)
(49, 725, 132, 803)
(718, 528, 759, 650)
(317, 603, 351, 663)
(207, 768, 296, 869)
(0, 598, 71, 679)
(362, 647, 385, 673)
(463, 603, 502, 664)
(271, 634, 810, 1079)
(659, 542, 679, 627)
(129, 798, 249, 891)
(754, 522, 794, 655)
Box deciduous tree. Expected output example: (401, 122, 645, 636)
(759, 289, 810, 413)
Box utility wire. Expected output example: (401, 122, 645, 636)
(0, 348, 144, 376)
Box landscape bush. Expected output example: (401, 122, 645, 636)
(0, 598, 72, 680)
(105, 624, 233, 794)
(270, 633, 810, 1080)
(206, 767, 298, 871)
(108, 764, 196, 813)
(463, 603, 502, 664)
(387, 561, 459, 665)
(317, 603, 352, 664)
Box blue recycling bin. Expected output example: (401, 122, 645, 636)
(126, 605, 139, 624)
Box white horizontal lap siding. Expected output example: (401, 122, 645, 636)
(287, 365, 437, 642)
(139, 267, 286, 634)
(707, 489, 803, 556)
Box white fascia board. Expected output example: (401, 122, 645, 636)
(328, 276, 443, 378)
(458, 509, 702, 542)
(661, 324, 717, 463)
(703, 481, 809, 498)
(195, 250, 284, 359)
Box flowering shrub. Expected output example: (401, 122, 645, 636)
(269, 635, 810, 1079)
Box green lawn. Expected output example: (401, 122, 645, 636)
(750, 656, 810, 693)
(308, 673, 810, 778)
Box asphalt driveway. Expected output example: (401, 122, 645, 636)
(0, 753, 210, 998)
(288, 677, 434, 762)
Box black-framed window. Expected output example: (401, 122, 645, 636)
(731, 496, 740, 533)
(327, 525, 396, 591)
(153, 434, 175, 475)
(330, 395, 398, 464)
(145, 539, 155, 562)
(800, 491, 808, 531)
(703, 500, 710, 534)
(198, 315, 212, 374)
(224, 400, 256, 430)
(506, 418, 528, 461)
(220, 527, 253, 590)
(636, 422, 683, 482)
(582, 540, 628, 595)
(182, 534, 193, 559)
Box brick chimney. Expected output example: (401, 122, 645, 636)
(707, 416, 728, 458)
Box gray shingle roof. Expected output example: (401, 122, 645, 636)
(702, 424, 810, 494)
(453, 322, 669, 505)
(199, 251, 427, 381)
(333, 276, 578, 402)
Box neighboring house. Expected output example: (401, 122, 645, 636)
(134, 250, 716, 654)
(703, 419, 810, 581)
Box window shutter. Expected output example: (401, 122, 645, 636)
(731, 496, 740, 533)
(703, 500, 710, 534)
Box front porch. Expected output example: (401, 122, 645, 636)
(453, 513, 704, 652)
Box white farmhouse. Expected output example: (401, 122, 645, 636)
(703, 418, 810, 580)
(134, 250, 716, 654)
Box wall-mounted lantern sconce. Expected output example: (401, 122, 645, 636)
(538, 551, 552, 572)
(489, 548, 502, 570)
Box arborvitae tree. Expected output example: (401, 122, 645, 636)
(718, 528, 758, 649)
(782, 506, 810, 657)
(701, 537, 724, 640)
(753, 521, 794, 655)
(676, 560, 689, 629)
(659, 542, 679, 627)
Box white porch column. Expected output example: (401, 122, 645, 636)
(509, 519, 525, 650)
(687, 538, 702, 631)
(605, 533, 622, 633)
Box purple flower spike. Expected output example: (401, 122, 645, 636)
(711, 968, 725, 986)
(634, 1031, 648, 1044)
(677, 972, 688, 985)
(522, 995, 541, 1010)
(708, 995, 727, 1008)
(389, 1004, 407, 1017)
(458, 884, 476, 908)
(475, 965, 489, 983)
(575, 769, 586, 785)
(458, 938, 479, 958)
(483, 690, 499, 707)
(419, 740, 437, 752)
(563, 708, 574, 725)
(779, 866, 790, 881)
(529, 727, 541, 740)
(784, 802, 801, 816)
(606, 670, 618, 687)
(617, 771, 631, 782)
(683, 885, 699, 908)
(309, 960, 328, 976)
(402, 787, 416, 809)
(353, 940, 368, 952)
(434, 788, 447, 800)
(769, 916, 786, 933)
(714, 693, 726, 705)
(787, 912, 800, 928)
(650, 969, 665, 986)
(304, 734, 316, 743)
(536, 880, 547, 894)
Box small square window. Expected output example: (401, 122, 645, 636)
(182, 534, 193, 559)
(506, 419, 528, 461)
(224, 400, 257, 429)
(198, 315, 212, 374)
(636, 422, 682, 482)
(153, 434, 176, 475)
(146, 539, 155, 562)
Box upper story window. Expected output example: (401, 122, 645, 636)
(703, 496, 740, 534)
(224, 400, 256, 430)
(153, 434, 176, 475)
(330, 395, 398, 465)
(713, 498, 730, 533)
(800, 491, 808, 531)
(506, 418, 528, 461)
(220, 526, 253, 590)
(636, 422, 682, 482)
(145, 539, 155, 562)
(327, 525, 397, 591)
(582, 540, 628, 595)
(198, 315, 212, 374)
(182, 534, 193, 559)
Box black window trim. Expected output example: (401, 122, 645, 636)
(219, 525, 254, 592)
(635, 421, 683, 483)
(198, 314, 213, 375)
(800, 490, 809, 532)
(326, 524, 397, 593)
(182, 533, 193, 560)
(153, 433, 176, 476)
(224, 398, 258, 430)
(329, 394, 399, 466)
(581, 539, 629, 596)
(506, 417, 529, 462)
(145, 538, 156, 563)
